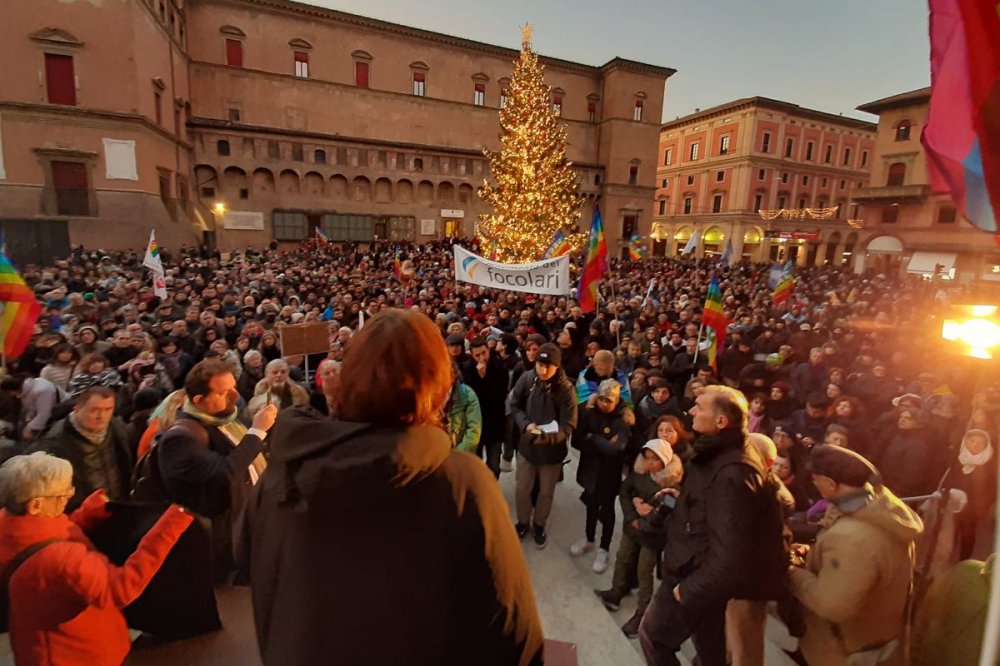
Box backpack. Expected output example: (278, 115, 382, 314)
(1, 538, 63, 632)
(131, 419, 206, 504)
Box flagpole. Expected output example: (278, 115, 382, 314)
(692, 321, 704, 366)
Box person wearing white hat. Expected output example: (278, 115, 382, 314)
(595, 435, 684, 637)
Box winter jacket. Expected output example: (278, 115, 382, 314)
(18, 378, 60, 437)
(791, 361, 827, 401)
(31, 416, 134, 511)
(0, 495, 192, 666)
(790, 486, 923, 666)
(664, 428, 788, 619)
(575, 366, 634, 408)
(877, 426, 938, 499)
(462, 358, 509, 444)
(237, 409, 544, 666)
(573, 397, 633, 497)
(619, 453, 684, 549)
(446, 382, 482, 453)
(510, 368, 578, 466)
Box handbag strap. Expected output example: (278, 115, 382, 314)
(4, 538, 63, 587)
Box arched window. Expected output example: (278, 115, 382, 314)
(895, 120, 911, 142)
(887, 162, 906, 187)
(314, 149, 326, 164)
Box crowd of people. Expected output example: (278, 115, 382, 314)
(0, 237, 996, 666)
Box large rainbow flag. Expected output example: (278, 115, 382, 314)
(627, 232, 646, 261)
(577, 207, 608, 313)
(315, 226, 330, 246)
(922, 0, 1000, 237)
(700, 277, 728, 370)
(0, 252, 41, 358)
(773, 263, 795, 304)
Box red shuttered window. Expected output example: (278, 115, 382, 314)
(45, 54, 76, 106)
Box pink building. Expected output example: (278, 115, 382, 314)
(654, 97, 877, 266)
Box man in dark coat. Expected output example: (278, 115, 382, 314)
(31, 385, 132, 511)
(237, 407, 544, 666)
(157, 359, 277, 578)
(510, 343, 578, 549)
(639, 386, 787, 666)
(462, 337, 509, 477)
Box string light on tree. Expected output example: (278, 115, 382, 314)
(478, 24, 584, 263)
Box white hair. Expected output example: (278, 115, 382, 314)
(243, 349, 263, 363)
(266, 358, 289, 372)
(0, 453, 73, 514)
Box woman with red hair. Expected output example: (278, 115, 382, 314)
(239, 309, 543, 666)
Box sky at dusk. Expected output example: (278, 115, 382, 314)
(304, 0, 931, 122)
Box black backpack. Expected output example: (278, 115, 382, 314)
(131, 419, 205, 503)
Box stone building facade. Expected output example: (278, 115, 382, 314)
(0, 0, 674, 256)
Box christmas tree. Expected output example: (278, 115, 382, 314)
(478, 25, 584, 263)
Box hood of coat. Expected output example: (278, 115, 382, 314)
(827, 486, 924, 545)
(267, 407, 453, 499)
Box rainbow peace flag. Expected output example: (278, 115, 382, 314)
(0, 252, 41, 358)
(701, 277, 728, 370)
(627, 232, 646, 261)
(577, 207, 608, 313)
(773, 267, 795, 305)
(315, 226, 330, 245)
(922, 0, 1000, 238)
(543, 230, 571, 259)
(393, 252, 402, 280)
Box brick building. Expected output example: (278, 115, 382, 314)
(653, 97, 877, 266)
(0, 0, 674, 257)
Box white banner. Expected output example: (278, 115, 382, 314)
(453, 245, 570, 295)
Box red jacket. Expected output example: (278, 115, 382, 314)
(0, 494, 192, 666)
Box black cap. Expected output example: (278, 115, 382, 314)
(536, 343, 562, 367)
(808, 445, 877, 487)
(445, 333, 465, 346)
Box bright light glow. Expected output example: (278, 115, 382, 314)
(970, 305, 998, 317)
(213, 202, 226, 214)
(942, 316, 1000, 359)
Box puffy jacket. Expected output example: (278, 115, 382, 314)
(446, 382, 482, 453)
(510, 369, 578, 466)
(575, 366, 633, 408)
(665, 428, 788, 619)
(0, 494, 192, 666)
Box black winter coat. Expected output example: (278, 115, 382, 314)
(237, 408, 544, 666)
(510, 369, 578, 466)
(574, 399, 632, 497)
(462, 357, 509, 444)
(664, 428, 788, 620)
(32, 416, 133, 511)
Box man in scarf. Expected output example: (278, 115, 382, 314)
(30, 385, 132, 511)
(158, 359, 277, 579)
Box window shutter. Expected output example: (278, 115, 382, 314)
(356, 62, 369, 88)
(52, 161, 87, 189)
(45, 54, 76, 106)
(474, 83, 485, 93)
(413, 72, 425, 83)
(226, 39, 243, 67)
(294, 51, 309, 63)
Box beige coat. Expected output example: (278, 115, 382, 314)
(790, 486, 923, 666)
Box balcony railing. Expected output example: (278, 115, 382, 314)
(851, 184, 929, 201)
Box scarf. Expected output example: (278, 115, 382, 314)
(69, 411, 109, 446)
(182, 400, 267, 484)
(959, 440, 994, 475)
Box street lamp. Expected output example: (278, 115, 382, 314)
(941, 304, 1000, 359)
(213, 202, 227, 215)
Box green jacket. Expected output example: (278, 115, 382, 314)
(447, 383, 482, 453)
